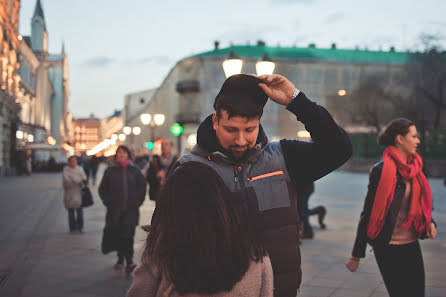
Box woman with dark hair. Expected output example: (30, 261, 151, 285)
(99, 145, 147, 273)
(346, 118, 437, 297)
(62, 155, 87, 233)
(126, 162, 273, 297)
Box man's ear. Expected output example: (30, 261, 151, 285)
(212, 112, 218, 130)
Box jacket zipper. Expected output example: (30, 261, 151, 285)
(247, 171, 284, 182)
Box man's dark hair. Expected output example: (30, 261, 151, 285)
(114, 145, 132, 160)
(143, 162, 266, 295)
(214, 74, 268, 120)
(378, 118, 414, 147)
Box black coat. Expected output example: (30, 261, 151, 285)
(352, 161, 435, 258)
(146, 155, 178, 201)
(99, 163, 146, 227)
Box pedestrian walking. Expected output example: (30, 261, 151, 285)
(146, 138, 178, 202)
(62, 156, 86, 233)
(297, 182, 326, 239)
(127, 162, 273, 297)
(346, 118, 437, 297)
(151, 74, 352, 296)
(25, 153, 32, 176)
(89, 155, 100, 185)
(99, 145, 147, 274)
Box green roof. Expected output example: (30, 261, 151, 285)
(194, 45, 413, 65)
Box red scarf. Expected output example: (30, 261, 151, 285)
(367, 146, 432, 239)
(119, 160, 130, 168)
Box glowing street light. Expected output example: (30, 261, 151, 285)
(338, 89, 347, 96)
(154, 114, 165, 126)
(111, 134, 118, 141)
(140, 113, 151, 125)
(123, 126, 132, 135)
(118, 134, 126, 141)
(132, 126, 141, 135)
(256, 54, 275, 75)
(222, 51, 243, 78)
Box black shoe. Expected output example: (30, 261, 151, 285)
(301, 230, 314, 239)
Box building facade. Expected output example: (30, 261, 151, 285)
(72, 117, 101, 152)
(129, 42, 413, 155)
(0, 0, 21, 176)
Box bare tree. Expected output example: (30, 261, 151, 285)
(409, 34, 446, 129)
(327, 76, 396, 133)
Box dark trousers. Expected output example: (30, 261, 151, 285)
(117, 214, 136, 265)
(298, 193, 312, 233)
(68, 207, 84, 231)
(374, 240, 425, 297)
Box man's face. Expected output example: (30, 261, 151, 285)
(212, 110, 260, 159)
(161, 139, 172, 155)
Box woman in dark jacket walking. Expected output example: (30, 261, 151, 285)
(346, 118, 437, 297)
(99, 145, 147, 273)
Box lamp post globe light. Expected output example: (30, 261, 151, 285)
(140, 113, 151, 125)
(118, 133, 126, 141)
(153, 114, 165, 126)
(256, 54, 275, 76)
(132, 126, 141, 135)
(123, 126, 132, 135)
(222, 51, 243, 78)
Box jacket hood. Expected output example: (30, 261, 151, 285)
(194, 114, 269, 164)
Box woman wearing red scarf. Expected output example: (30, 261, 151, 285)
(346, 118, 437, 297)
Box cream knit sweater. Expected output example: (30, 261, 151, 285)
(126, 256, 273, 297)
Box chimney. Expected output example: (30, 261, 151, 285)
(308, 43, 316, 48)
(331, 43, 336, 49)
(390, 46, 395, 52)
(214, 41, 219, 50)
(257, 40, 266, 46)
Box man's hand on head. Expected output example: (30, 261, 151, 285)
(256, 74, 296, 106)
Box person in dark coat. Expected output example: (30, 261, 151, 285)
(146, 138, 178, 202)
(89, 155, 100, 185)
(99, 145, 147, 273)
(297, 182, 327, 239)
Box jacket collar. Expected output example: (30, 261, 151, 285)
(193, 114, 269, 165)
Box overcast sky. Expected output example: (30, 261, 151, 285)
(18, 0, 446, 119)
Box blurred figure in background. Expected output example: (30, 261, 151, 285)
(297, 182, 326, 239)
(62, 156, 86, 233)
(146, 139, 178, 202)
(99, 145, 146, 274)
(89, 155, 100, 185)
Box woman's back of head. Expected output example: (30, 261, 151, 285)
(144, 162, 266, 295)
(378, 118, 414, 147)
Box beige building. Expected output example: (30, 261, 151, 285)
(124, 42, 411, 155)
(0, 0, 21, 175)
(72, 117, 101, 152)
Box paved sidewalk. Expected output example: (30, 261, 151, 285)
(0, 167, 445, 297)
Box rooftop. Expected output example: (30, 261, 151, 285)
(194, 43, 414, 65)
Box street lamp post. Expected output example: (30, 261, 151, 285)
(255, 54, 275, 75)
(222, 51, 243, 78)
(140, 113, 165, 154)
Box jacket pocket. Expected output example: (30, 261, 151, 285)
(248, 171, 290, 211)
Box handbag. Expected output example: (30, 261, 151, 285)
(81, 182, 94, 207)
